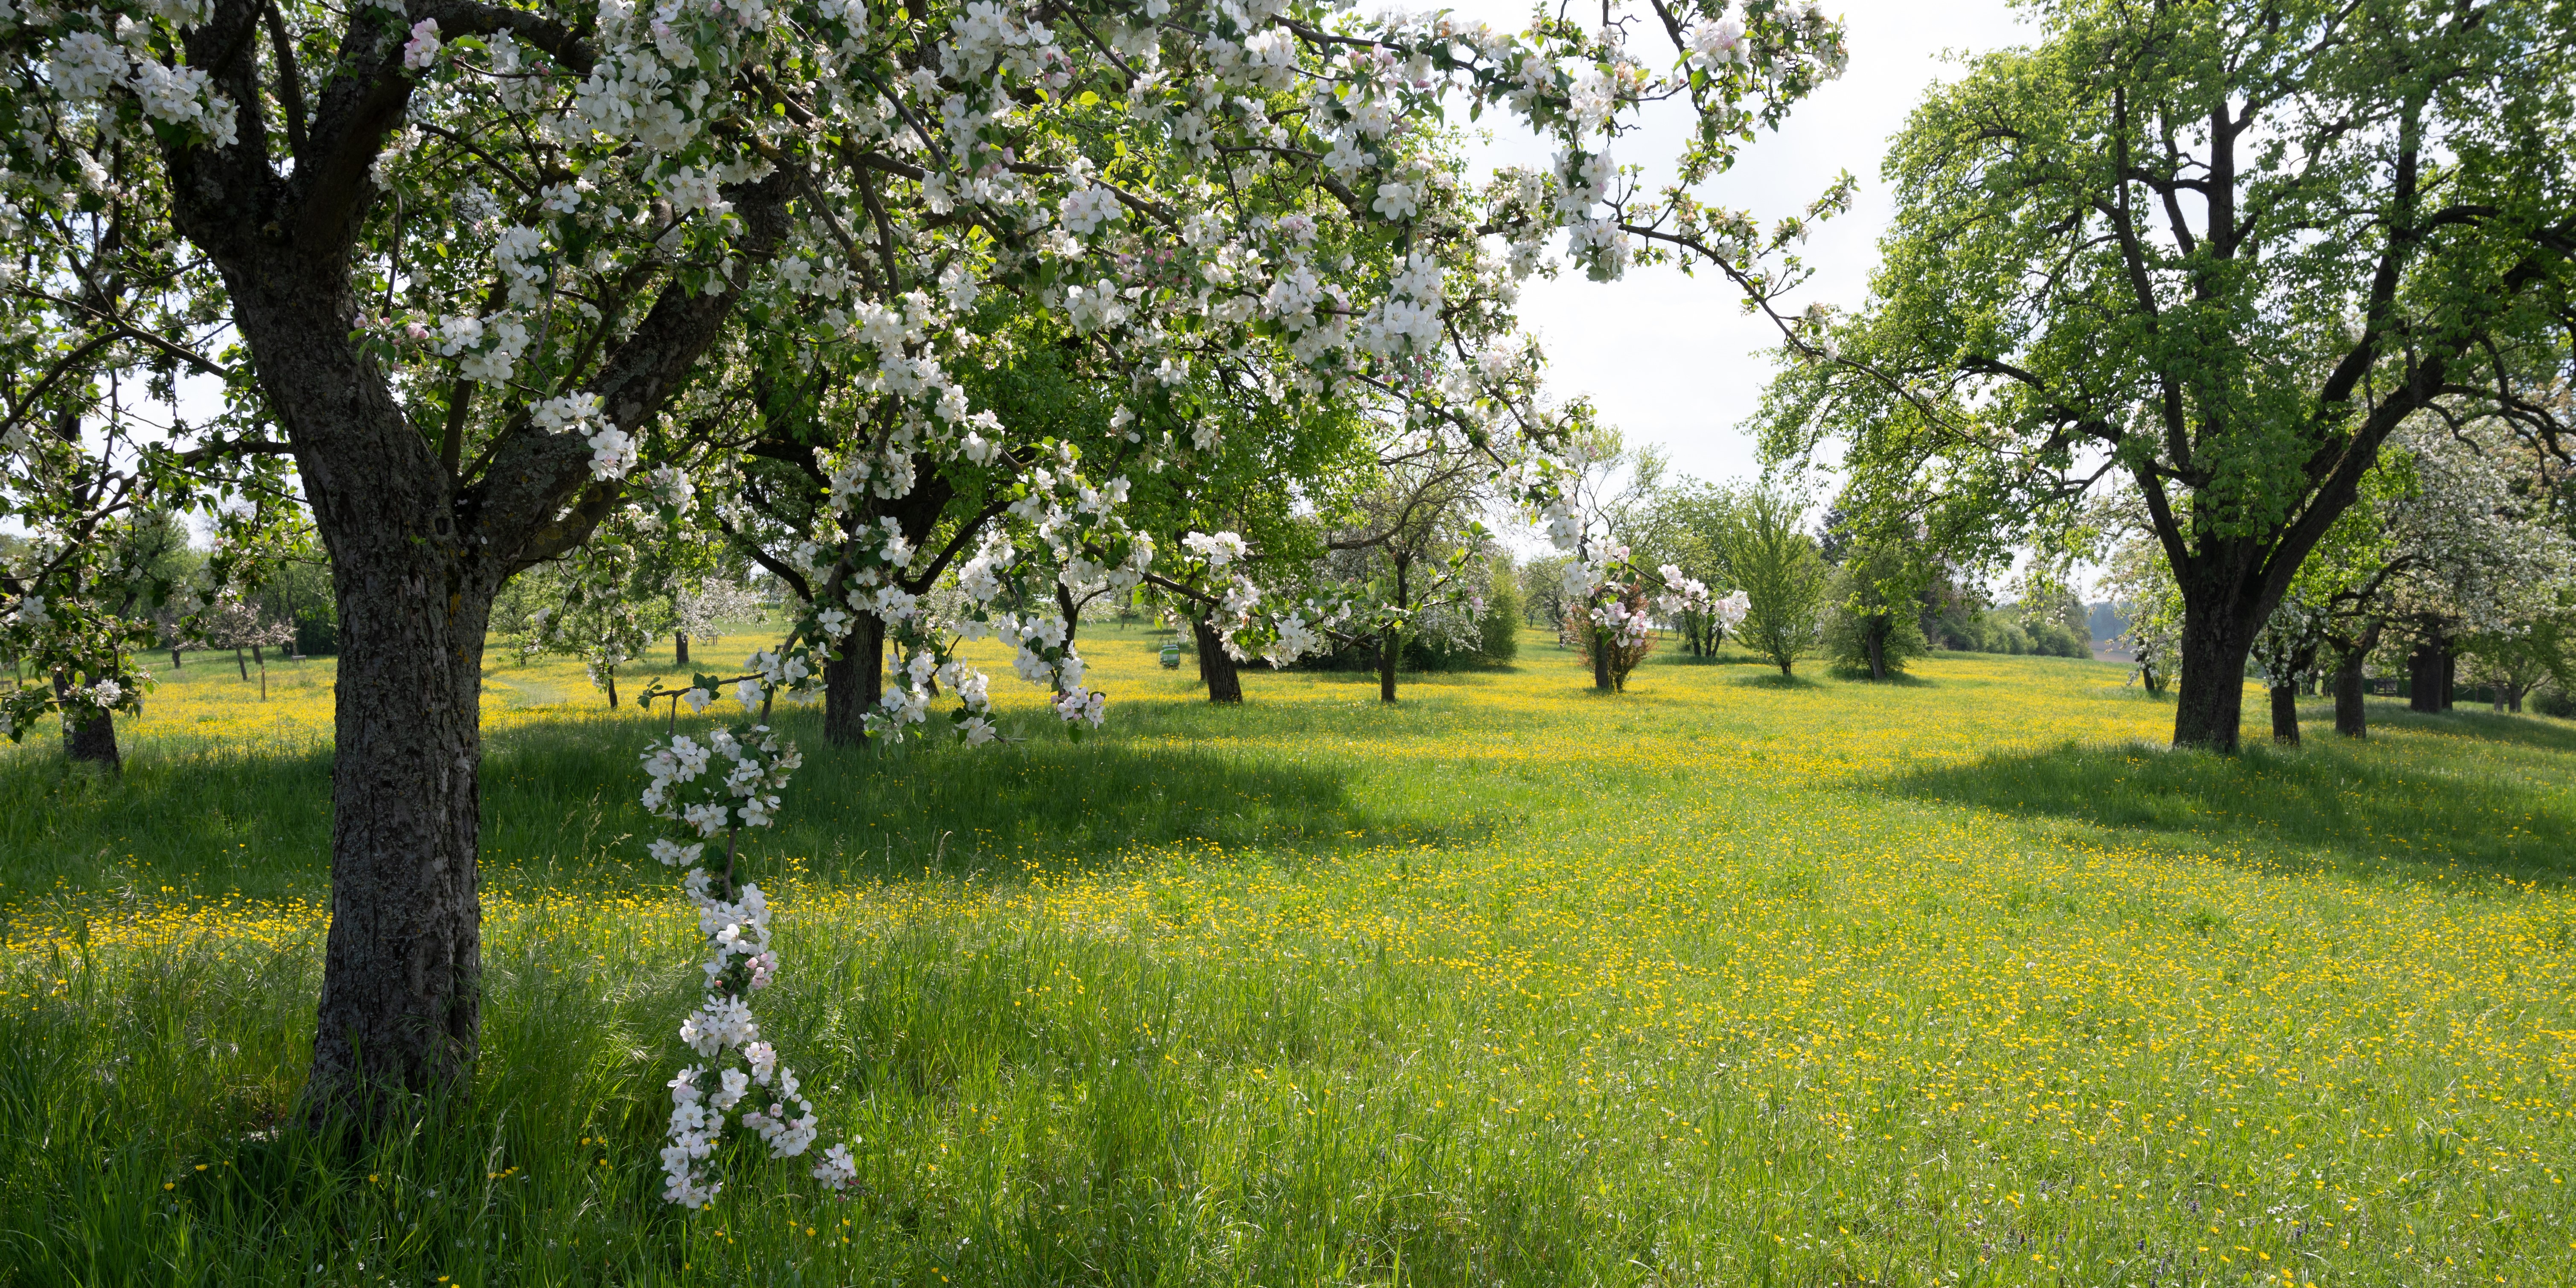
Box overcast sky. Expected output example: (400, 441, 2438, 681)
(1432, 0, 2035, 486)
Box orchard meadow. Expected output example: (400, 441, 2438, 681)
(3, 629, 2572, 1286)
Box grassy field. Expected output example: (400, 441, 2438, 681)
(3, 627, 2573, 1286)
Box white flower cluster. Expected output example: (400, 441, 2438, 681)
(45, 25, 240, 146)
(1181, 530, 1249, 570)
(639, 724, 800, 836)
(1712, 589, 1752, 633)
(1590, 595, 1651, 650)
(533, 393, 635, 483)
(1652, 564, 1720, 621)
(435, 314, 533, 385)
(1183, 528, 1347, 669)
(404, 19, 443, 71)
(993, 610, 1103, 726)
(1690, 15, 1748, 70)
(742, 647, 821, 704)
(1057, 184, 1125, 237)
(635, 715, 857, 1207)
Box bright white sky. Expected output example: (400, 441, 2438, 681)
(1432, 0, 2035, 485)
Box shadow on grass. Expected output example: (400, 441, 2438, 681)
(3, 703, 1468, 904)
(1730, 671, 1819, 689)
(1880, 737, 2576, 883)
(2370, 704, 2576, 754)
(0, 738, 337, 906)
(1822, 666, 1940, 687)
(642, 710, 1480, 883)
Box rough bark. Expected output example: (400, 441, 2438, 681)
(603, 668, 617, 710)
(1865, 619, 1888, 682)
(2325, 622, 2381, 738)
(234, 647, 250, 680)
(188, 186, 777, 1122)
(1191, 615, 1242, 704)
(1592, 637, 1615, 691)
(2169, 602, 2258, 752)
(149, 0, 803, 1119)
(1383, 558, 1409, 703)
(823, 614, 885, 747)
(171, 647, 184, 669)
(675, 632, 689, 666)
(2269, 686, 2301, 746)
(228, 266, 501, 1118)
(2408, 635, 2446, 713)
(53, 675, 120, 770)
(2441, 650, 2456, 710)
(2332, 661, 2366, 736)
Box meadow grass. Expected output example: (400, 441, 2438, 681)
(2, 628, 2572, 1286)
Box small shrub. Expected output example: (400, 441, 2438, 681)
(1479, 584, 1521, 664)
(2535, 687, 2576, 718)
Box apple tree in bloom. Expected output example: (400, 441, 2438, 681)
(1, 0, 1854, 1116)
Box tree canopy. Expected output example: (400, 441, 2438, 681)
(1760, 0, 2576, 749)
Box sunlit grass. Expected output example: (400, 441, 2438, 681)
(3, 627, 2572, 1285)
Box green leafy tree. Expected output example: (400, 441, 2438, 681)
(1761, 0, 2576, 750)
(1824, 539, 1927, 680)
(1723, 488, 1829, 675)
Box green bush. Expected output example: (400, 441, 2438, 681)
(2028, 620, 2090, 659)
(1824, 547, 1928, 679)
(1479, 584, 1522, 664)
(2536, 688, 2576, 718)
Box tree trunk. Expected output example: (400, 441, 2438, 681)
(2170, 604, 2257, 752)
(2332, 663, 2368, 737)
(2329, 622, 2380, 738)
(675, 632, 689, 666)
(823, 614, 885, 747)
(1592, 632, 1615, 690)
(603, 667, 617, 709)
(171, 647, 184, 669)
(66, 705, 119, 767)
(2270, 686, 2300, 746)
(168, 127, 787, 1120)
(2331, 665, 2365, 739)
(217, 271, 501, 1122)
(257, 646, 268, 701)
(1378, 629, 1399, 703)
(1865, 618, 1888, 682)
(2441, 649, 2457, 710)
(1191, 614, 1242, 704)
(2408, 635, 2445, 713)
(235, 647, 250, 680)
(52, 674, 120, 770)
(308, 569, 491, 1119)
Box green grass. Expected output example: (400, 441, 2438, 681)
(3, 628, 2573, 1285)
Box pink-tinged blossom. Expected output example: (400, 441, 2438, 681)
(402, 20, 442, 71)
